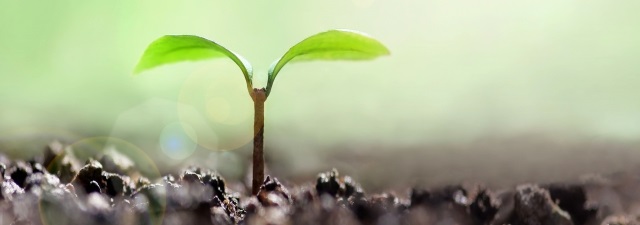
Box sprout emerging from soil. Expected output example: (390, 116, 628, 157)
(133, 29, 390, 195)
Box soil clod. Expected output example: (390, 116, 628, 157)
(316, 169, 342, 197)
(316, 169, 364, 200)
(257, 176, 291, 207)
(470, 189, 499, 223)
(511, 184, 573, 225)
(104, 172, 132, 197)
(546, 184, 598, 225)
(72, 159, 105, 195)
(8, 161, 32, 188)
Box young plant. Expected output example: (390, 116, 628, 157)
(134, 29, 389, 195)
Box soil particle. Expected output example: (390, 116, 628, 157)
(257, 176, 291, 207)
(23, 172, 60, 193)
(408, 185, 478, 225)
(179, 167, 228, 202)
(1, 179, 24, 200)
(546, 184, 598, 225)
(28, 160, 45, 174)
(87, 180, 102, 194)
(343, 175, 364, 198)
(170, 167, 244, 223)
(136, 176, 151, 188)
(349, 194, 387, 223)
(163, 174, 177, 184)
(469, 189, 499, 223)
(511, 184, 573, 225)
(370, 193, 402, 211)
(72, 159, 105, 195)
(204, 172, 227, 200)
(316, 169, 342, 197)
(103, 172, 132, 197)
(181, 169, 203, 184)
(8, 161, 32, 188)
(316, 169, 365, 200)
(410, 185, 469, 207)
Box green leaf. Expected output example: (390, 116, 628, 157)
(134, 35, 253, 92)
(266, 29, 389, 96)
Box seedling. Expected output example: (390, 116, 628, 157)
(134, 29, 389, 195)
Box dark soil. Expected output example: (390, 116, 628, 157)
(1, 142, 639, 225)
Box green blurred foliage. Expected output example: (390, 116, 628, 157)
(1, 1, 639, 166)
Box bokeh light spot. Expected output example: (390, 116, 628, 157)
(176, 65, 253, 151)
(206, 96, 231, 123)
(160, 122, 198, 160)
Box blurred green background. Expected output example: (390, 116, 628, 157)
(1, 1, 639, 190)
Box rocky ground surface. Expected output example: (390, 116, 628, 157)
(1, 142, 640, 225)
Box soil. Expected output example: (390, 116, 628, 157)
(1, 142, 640, 225)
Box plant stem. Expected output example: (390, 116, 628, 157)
(252, 88, 266, 195)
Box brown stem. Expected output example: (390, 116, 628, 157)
(252, 88, 266, 195)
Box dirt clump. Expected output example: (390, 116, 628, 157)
(510, 184, 573, 225)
